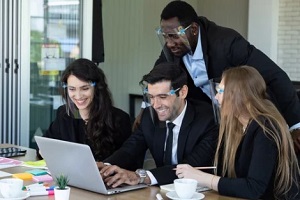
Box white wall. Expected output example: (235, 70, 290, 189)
(196, 0, 248, 38)
(248, 0, 279, 62)
(277, 0, 300, 81)
(248, 0, 300, 81)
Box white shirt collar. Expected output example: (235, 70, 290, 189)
(166, 100, 187, 128)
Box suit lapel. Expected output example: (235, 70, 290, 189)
(153, 122, 167, 167)
(177, 103, 195, 163)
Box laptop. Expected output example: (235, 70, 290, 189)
(34, 136, 148, 195)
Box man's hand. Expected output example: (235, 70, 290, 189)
(100, 165, 140, 188)
(96, 162, 106, 170)
(291, 129, 300, 154)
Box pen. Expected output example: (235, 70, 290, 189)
(194, 166, 217, 170)
(29, 190, 54, 196)
(27, 186, 55, 191)
(173, 166, 217, 170)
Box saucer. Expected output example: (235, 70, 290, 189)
(166, 191, 205, 200)
(0, 191, 30, 200)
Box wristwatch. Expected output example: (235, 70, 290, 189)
(135, 169, 147, 184)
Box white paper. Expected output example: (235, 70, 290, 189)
(0, 157, 23, 169)
(0, 171, 12, 178)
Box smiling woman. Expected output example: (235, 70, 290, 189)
(41, 58, 132, 161)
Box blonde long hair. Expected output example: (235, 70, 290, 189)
(214, 66, 299, 198)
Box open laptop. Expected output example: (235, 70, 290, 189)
(34, 136, 148, 195)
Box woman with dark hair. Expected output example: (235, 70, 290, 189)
(43, 58, 132, 161)
(175, 66, 300, 199)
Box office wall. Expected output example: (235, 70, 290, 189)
(100, 0, 249, 114)
(277, 0, 300, 81)
(248, 0, 279, 63)
(248, 0, 300, 81)
(196, 0, 248, 38)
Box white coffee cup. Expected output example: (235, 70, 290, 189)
(174, 178, 197, 199)
(0, 178, 24, 198)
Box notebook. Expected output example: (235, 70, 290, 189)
(0, 147, 27, 158)
(34, 136, 148, 195)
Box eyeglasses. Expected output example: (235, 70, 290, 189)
(156, 24, 192, 41)
(62, 82, 96, 92)
(215, 84, 224, 94)
(144, 88, 181, 102)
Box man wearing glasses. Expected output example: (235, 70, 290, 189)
(98, 62, 218, 186)
(135, 1, 300, 157)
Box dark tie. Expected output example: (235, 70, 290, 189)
(164, 122, 175, 165)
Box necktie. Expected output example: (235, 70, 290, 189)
(164, 122, 175, 165)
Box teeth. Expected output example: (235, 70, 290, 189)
(156, 108, 167, 113)
(75, 99, 86, 105)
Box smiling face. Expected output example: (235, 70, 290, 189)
(160, 17, 195, 57)
(66, 75, 94, 114)
(147, 81, 187, 122)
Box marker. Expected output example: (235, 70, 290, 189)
(27, 186, 55, 191)
(29, 190, 54, 196)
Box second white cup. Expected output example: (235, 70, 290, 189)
(174, 178, 197, 199)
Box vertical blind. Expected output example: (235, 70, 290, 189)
(0, 0, 21, 144)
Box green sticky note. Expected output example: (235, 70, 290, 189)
(26, 169, 48, 176)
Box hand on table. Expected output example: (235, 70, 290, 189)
(100, 165, 139, 188)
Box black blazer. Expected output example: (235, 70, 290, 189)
(218, 119, 299, 199)
(44, 105, 132, 161)
(155, 16, 300, 127)
(104, 101, 218, 185)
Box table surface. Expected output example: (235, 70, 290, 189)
(0, 144, 244, 200)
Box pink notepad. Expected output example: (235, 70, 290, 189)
(33, 174, 53, 182)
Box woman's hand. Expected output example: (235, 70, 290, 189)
(175, 164, 220, 191)
(175, 164, 201, 179)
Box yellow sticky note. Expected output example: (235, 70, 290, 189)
(12, 173, 33, 180)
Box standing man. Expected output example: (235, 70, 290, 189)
(136, 1, 300, 154)
(98, 62, 218, 186)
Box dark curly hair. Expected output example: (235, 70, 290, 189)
(160, 1, 198, 27)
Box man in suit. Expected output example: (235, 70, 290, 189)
(135, 1, 300, 155)
(98, 62, 218, 186)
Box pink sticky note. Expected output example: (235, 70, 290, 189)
(33, 174, 53, 182)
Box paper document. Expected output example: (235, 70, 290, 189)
(0, 170, 12, 178)
(0, 157, 23, 169)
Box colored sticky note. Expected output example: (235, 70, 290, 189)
(12, 172, 33, 180)
(26, 169, 48, 176)
(33, 174, 53, 182)
(22, 160, 47, 168)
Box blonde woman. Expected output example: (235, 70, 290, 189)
(176, 66, 300, 199)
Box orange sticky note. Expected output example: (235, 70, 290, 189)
(12, 172, 33, 180)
